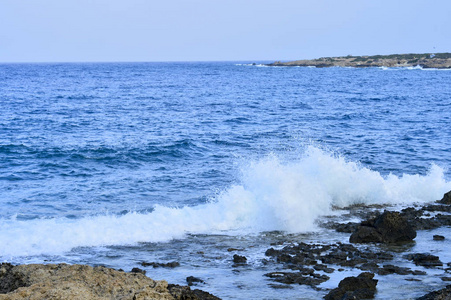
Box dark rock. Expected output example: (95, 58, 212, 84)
(416, 285, 451, 300)
(335, 222, 360, 233)
(441, 277, 451, 282)
(423, 204, 451, 213)
(349, 226, 383, 243)
(350, 211, 416, 243)
(264, 271, 329, 286)
(131, 267, 146, 274)
(186, 276, 205, 286)
(378, 264, 412, 276)
(268, 283, 294, 289)
(168, 284, 221, 300)
(412, 270, 427, 275)
(140, 261, 180, 268)
(404, 253, 443, 267)
(227, 248, 243, 252)
(233, 254, 247, 264)
(437, 190, 451, 204)
(358, 262, 379, 272)
(0, 263, 25, 293)
(324, 272, 378, 300)
(265, 248, 278, 256)
(314, 264, 335, 273)
(433, 235, 445, 241)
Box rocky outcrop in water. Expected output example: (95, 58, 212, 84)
(267, 53, 451, 69)
(0, 263, 220, 300)
(349, 210, 416, 243)
(324, 272, 378, 300)
(416, 285, 451, 300)
(438, 191, 451, 205)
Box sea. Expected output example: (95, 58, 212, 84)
(0, 62, 450, 299)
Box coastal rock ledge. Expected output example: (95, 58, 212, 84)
(267, 53, 451, 69)
(0, 263, 220, 300)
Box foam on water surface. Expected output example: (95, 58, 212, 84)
(1, 146, 449, 258)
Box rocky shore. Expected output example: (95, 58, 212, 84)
(0, 263, 220, 300)
(1, 191, 450, 299)
(266, 53, 451, 69)
(260, 190, 451, 299)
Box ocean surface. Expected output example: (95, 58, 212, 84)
(1, 62, 451, 299)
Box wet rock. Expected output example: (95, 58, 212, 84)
(437, 190, 451, 204)
(349, 226, 383, 243)
(433, 235, 445, 241)
(335, 222, 360, 233)
(268, 283, 294, 289)
(140, 261, 180, 268)
(264, 271, 329, 286)
(411, 270, 427, 275)
(377, 264, 412, 276)
(186, 276, 205, 286)
(227, 248, 243, 252)
(233, 254, 247, 264)
(265, 248, 278, 257)
(350, 211, 416, 243)
(358, 262, 379, 272)
(131, 267, 146, 274)
(416, 285, 451, 300)
(0, 263, 220, 299)
(314, 264, 335, 274)
(324, 272, 378, 300)
(168, 284, 221, 300)
(404, 253, 443, 268)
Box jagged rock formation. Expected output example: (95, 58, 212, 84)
(0, 263, 220, 300)
(267, 53, 451, 69)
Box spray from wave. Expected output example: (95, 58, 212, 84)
(1, 146, 449, 258)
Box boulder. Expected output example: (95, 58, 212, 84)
(350, 211, 416, 243)
(438, 191, 451, 204)
(324, 272, 378, 300)
(233, 254, 247, 264)
(186, 276, 205, 286)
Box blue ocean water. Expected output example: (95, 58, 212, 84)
(1, 62, 451, 298)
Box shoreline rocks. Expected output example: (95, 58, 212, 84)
(324, 272, 378, 300)
(0, 263, 220, 300)
(349, 211, 416, 244)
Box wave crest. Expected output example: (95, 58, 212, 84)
(1, 146, 449, 257)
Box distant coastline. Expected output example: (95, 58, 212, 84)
(267, 53, 451, 69)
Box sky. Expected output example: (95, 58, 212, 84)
(1, 0, 450, 63)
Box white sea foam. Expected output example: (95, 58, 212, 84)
(1, 146, 449, 258)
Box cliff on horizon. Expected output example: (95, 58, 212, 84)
(267, 53, 451, 69)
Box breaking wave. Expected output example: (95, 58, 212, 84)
(1, 146, 449, 258)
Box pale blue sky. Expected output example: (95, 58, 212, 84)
(1, 0, 450, 62)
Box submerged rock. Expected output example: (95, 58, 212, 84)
(0, 263, 220, 300)
(403, 253, 443, 268)
(324, 272, 378, 300)
(350, 211, 416, 243)
(140, 261, 180, 268)
(416, 285, 451, 300)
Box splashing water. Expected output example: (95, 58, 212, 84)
(1, 146, 449, 258)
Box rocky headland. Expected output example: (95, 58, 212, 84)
(267, 53, 451, 69)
